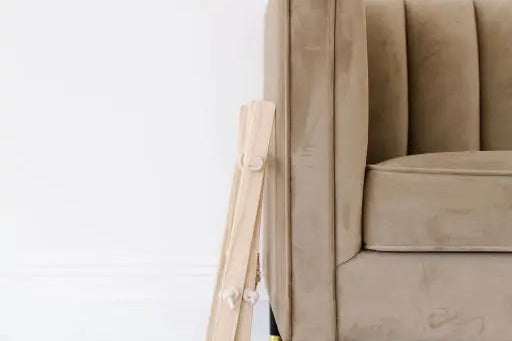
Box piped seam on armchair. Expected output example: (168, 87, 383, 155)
(368, 165, 512, 176)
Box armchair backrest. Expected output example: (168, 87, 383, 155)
(367, 0, 512, 164)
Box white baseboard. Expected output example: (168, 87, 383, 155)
(0, 258, 269, 301)
(0, 259, 269, 341)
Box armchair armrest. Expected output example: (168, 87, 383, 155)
(264, 0, 368, 340)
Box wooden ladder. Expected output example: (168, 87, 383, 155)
(206, 101, 276, 341)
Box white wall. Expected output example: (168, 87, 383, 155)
(0, 0, 269, 340)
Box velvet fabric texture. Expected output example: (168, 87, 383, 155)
(264, 0, 512, 340)
(264, 0, 368, 340)
(365, 151, 512, 251)
(338, 251, 512, 341)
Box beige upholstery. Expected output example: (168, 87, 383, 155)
(338, 251, 512, 341)
(477, 0, 512, 150)
(365, 151, 512, 251)
(264, 0, 512, 340)
(264, 0, 367, 339)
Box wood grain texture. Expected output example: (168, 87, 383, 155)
(207, 102, 275, 341)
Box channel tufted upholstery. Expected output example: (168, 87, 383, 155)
(366, 0, 512, 163)
(264, 0, 512, 340)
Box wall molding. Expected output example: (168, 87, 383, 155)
(0, 258, 269, 302)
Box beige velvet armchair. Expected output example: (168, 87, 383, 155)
(263, 0, 512, 340)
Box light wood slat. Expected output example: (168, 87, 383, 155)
(207, 101, 275, 341)
(234, 199, 262, 340)
(206, 105, 249, 341)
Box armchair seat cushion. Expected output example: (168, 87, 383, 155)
(364, 151, 512, 251)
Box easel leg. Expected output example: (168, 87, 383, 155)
(206, 102, 276, 341)
(270, 306, 282, 341)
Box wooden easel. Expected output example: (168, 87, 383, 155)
(206, 101, 276, 341)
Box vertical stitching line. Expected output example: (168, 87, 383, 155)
(330, 1, 338, 340)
